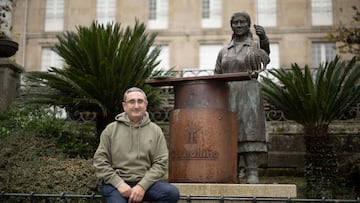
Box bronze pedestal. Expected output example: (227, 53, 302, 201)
(146, 73, 250, 183)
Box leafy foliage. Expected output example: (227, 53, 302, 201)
(0, 133, 98, 195)
(261, 56, 360, 133)
(261, 56, 360, 198)
(328, 6, 360, 59)
(0, 104, 96, 158)
(20, 20, 166, 136)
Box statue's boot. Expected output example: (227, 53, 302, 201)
(246, 168, 259, 184)
(245, 153, 259, 184)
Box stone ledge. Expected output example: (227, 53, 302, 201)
(172, 183, 297, 198)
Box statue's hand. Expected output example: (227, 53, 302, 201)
(245, 49, 270, 72)
(254, 24, 267, 40)
(248, 70, 259, 79)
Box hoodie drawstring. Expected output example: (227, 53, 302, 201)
(128, 125, 141, 159)
(137, 128, 141, 159)
(128, 126, 133, 153)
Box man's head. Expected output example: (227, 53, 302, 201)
(122, 87, 148, 124)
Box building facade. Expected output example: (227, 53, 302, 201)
(11, 0, 358, 74)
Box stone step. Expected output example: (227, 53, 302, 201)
(172, 183, 297, 203)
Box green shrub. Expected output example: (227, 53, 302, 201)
(0, 104, 97, 158)
(0, 133, 98, 194)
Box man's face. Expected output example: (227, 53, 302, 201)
(231, 15, 249, 36)
(122, 91, 148, 123)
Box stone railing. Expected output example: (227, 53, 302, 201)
(19, 69, 360, 122)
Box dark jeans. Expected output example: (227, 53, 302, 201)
(101, 181, 180, 203)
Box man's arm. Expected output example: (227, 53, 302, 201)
(93, 125, 124, 188)
(137, 125, 168, 191)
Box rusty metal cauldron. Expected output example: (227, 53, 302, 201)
(169, 79, 237, 183)
(146, 73, 250, 183)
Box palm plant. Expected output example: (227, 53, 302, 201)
(21, 20, 166, 137)
(261, 56, 360, 198)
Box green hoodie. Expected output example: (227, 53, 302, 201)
(93, 111, 168, 191)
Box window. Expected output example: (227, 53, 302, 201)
(151, 45, 170, 71)
(41, 48, 63, 71)
(311, 0, 333, 25)
(259, 43, 280, 82)
(312, 42, 336, 68)
(201, 0, 222, 28)
(199, 44, 223, 70)
(45, 0, 64, 31)
(149, 0, 157, 20)
(256, 0, 276, 27)
(267, 43, 280, 70)
(202, 0, 210, 19)
(96, 0, 116, 25)
(148, 0, 168, 29)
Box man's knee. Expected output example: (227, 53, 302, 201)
(143, 181, 180, 202)
(167, 184, 180, 201)
(155, 182, 180, 202)
(101, 184, 127, 203)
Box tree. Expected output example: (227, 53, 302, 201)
(328, 6, 360, 59)
(261, 56, 360, 198)
(21, 21, 166, 138)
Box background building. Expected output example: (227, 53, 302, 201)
(11, 0, 358, 75)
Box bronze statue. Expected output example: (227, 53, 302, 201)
(214, 11, 270, 184)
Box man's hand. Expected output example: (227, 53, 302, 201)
(128, 185, 145, 203)
(117, 182, 132, 198)
(254, 24, 267, 40)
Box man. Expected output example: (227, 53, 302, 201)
(93, 87, 180, 203)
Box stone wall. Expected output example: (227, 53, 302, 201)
(158, 120, 360, 173)
(0, 59, 23, 111)
(267, 120, 360, 171)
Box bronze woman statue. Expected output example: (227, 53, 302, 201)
(214, 11, 270, 184)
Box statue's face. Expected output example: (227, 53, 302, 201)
(231, 15, 249, 36)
